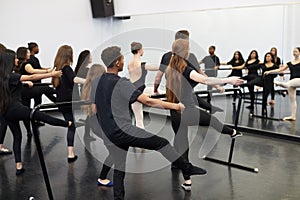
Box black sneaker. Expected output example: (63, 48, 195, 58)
(181, 183, 192, 191)
(16, 168, 25, 176)
(68, 155, 78, 163)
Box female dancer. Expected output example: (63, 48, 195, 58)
(0, 49, 76, 175)
(243, 53, 278, 115)
(269, 47, 282, 105)
(52, 45, 85, 163)
(266, 47, 300, 121)
(128, 42, 158, 129)
(81, 64, 113, 187)
(17, 47, 57, 136)
(239, 50, 260, 110)
(220, 51, 245, 102)
(74, 50, 95, 139)
(165, 39, 243, 191)
(0, 43, 12, 155)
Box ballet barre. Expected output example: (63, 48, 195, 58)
(151, 89, 259, 173)
(30, 100, 91, 200)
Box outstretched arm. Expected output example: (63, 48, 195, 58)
(145, 63, 159, 71)
(25, 63, 53, 74)
(20, 68, 62, 82)
(189, 70, 243, 86)
(264, 64, 289, 75)
(137, 93, 184, 111)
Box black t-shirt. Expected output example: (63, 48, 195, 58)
(9, 73, 22, 102)
(202, 55, 220, 69)
(56, 65, 75, 102)
(245, 60, 260, 76)
(287, 62, 300, 80)
(159, 51, 200, 73)
(227, 60, 244, 77)
(28, 55, 42, 83)
(94, 73, 142, 144)
(180, 66, 199, 108)
(132, 62, 147, 92)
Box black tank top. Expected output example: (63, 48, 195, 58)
(287, 62, 300, 80)
(132, 62, 147, 92)
(245, 60, 260, 76)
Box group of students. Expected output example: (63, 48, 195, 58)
(0, 29, 299, 200)
(201, 44, 300, 120)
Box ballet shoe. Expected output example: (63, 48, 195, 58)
(68, 155, 78, 163)
(16, 168, 25, 176)
(283, 116, 296, 121)
(231, 131, 243, 139)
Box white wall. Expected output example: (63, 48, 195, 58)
(114, 0, 298, 17)
(0, 0, 299, 85)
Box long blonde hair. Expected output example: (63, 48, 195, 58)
(81, 64, 106, 116)
(166, 39, 189, 103)
(52, 45, 73, 88)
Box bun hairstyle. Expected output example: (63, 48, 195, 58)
(131, 42, 142, 54)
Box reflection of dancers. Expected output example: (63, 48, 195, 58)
(266, 47, 300, 121)
(220, 51, 245, 102)
(81, 64, 113, 187)
(128, 42, 158, 129)
(95, 46, 207, 200)
(165, 39, 243, 191)
(0, 50, 75, 175)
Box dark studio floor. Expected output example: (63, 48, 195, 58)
(1, 93, 300, 200)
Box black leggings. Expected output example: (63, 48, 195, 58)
(170, 107, 233, 180)
(59, 107, 76, 147)
(105, 126, 192, 200)
(21, 86, 57, 134)
(244, 76, 274, 111)
(242, 74, 259, 107)
(4, 103, 69, 163)
(87, 115, 113, 180)
(0, 116, 8, 144)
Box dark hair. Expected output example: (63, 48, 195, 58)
(101, 46, 122, 68)
(0, 49, 16, 114)
(74, 50, 90, 75)
(264, 52, 275, 64)
(229, 51, 244, 65)
(28, 42, 38, 52)
(247, 50, 259, 61)
(175, 30, 190, 40)
(209, 46, 216, 51)
(0, 43, 6, 54)
(131, 42, 142, 54)
(16, 47, 28, 73)
(296, 47, 300, 52)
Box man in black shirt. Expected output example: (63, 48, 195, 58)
(153, 30, 217, 112)
(93, 46, 206, 200)
(200, 45, 221, 103)
(27, 42, 56, 106)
